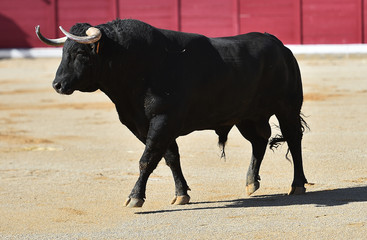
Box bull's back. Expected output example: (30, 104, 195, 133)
(178, 32, 301, 132)
(213, 32, 302, 106)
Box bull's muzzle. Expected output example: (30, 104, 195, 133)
(53, 80, 74, 95)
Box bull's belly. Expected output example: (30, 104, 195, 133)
(181, 95, 276, 135)
(178, 102, 267, 135)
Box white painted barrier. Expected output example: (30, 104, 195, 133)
(287, 44, 367, 55)
(0, 48, 62, 58)
(1, 45, 367, 58)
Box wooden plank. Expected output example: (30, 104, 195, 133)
(119, 0, 179, 30)
(57, 0, 116, 33)
(302, 0, 362, 44)
(180, 0, 238, 37)
(0, 0, 56, 48)
(240, 0, 301, 44)
(362, 0, 367, 43)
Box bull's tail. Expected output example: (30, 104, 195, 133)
(215, 126, 233, 159)
(269, 113, 309, 152)
(269, 45, 309, 158)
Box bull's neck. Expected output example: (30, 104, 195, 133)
(96, 41, 159, 107)
(98, 61, 147, 108)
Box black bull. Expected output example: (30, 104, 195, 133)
(36, 19, 308, 207)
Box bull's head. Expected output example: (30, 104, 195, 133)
(36, 24, 102, 95)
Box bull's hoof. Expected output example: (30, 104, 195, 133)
(123, 198, 145, 208)
(170, 195, 190, 205)
(288, 186, 306, 195)
(246, 181, 260, 196)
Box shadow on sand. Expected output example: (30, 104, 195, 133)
(136, 185, 367, 215)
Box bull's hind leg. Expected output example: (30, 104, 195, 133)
(164, 141, 191, 205)
(276, 112, 308, 195)
(236, 119, 271, 196)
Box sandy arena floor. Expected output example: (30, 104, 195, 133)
(0, 55, 366, 239)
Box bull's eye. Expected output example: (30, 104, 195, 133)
(75, 50, 86, 59)
(76, 50, 86, 55)
(76, 53, 88, 62)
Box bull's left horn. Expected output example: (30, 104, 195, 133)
(59, 26, 101, 44)
(35, 25, 67, 46)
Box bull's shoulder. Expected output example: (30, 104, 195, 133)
(97, 19, 169, 50)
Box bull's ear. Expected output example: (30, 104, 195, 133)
(90, 42, 101, 54)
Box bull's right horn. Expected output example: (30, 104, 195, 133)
(59, 26, 101, 44)
(35, 25, 67, 47)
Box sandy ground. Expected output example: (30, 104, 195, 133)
(0, 55, 366, 239)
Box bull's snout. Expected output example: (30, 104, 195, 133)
(53, 80, 74, 95)
(53, 81, 62, 92)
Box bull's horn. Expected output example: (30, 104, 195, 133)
(59, 26, 101, 44)
(35, 25, 67, 47)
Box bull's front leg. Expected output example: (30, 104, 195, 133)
(123, 115, 174, 208)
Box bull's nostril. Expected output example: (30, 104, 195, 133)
(53, 82, 62, 90)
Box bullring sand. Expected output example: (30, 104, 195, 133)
(0, 56, 366, 239)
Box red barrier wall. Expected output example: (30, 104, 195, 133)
(302, 0, 363, 44)
(119, 0, 179, 30)
(0, 0, 56, 48)
(239, 0, 301, 44)
(0, 0, 366, 48)
(181, 0, 238, 37)
(57, 0, 117, 37)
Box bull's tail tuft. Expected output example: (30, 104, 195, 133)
(215, 126, 233, 160)
(218, 133, 228, 160)
(269, 114, 309, 161)
(269, 134, 286, 150)
(300, 113, 310, 133)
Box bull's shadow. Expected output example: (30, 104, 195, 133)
(136, 185, 367, 215)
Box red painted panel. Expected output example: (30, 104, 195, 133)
(181, 0, 238, 37)
(119, 0, 179, 30)
(57, 0, 117, 35)
(0, 0, 56, 48)
(302, 0, 362, 44)
(1, 0, 367, 48)
(240, 0, 301, 44)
